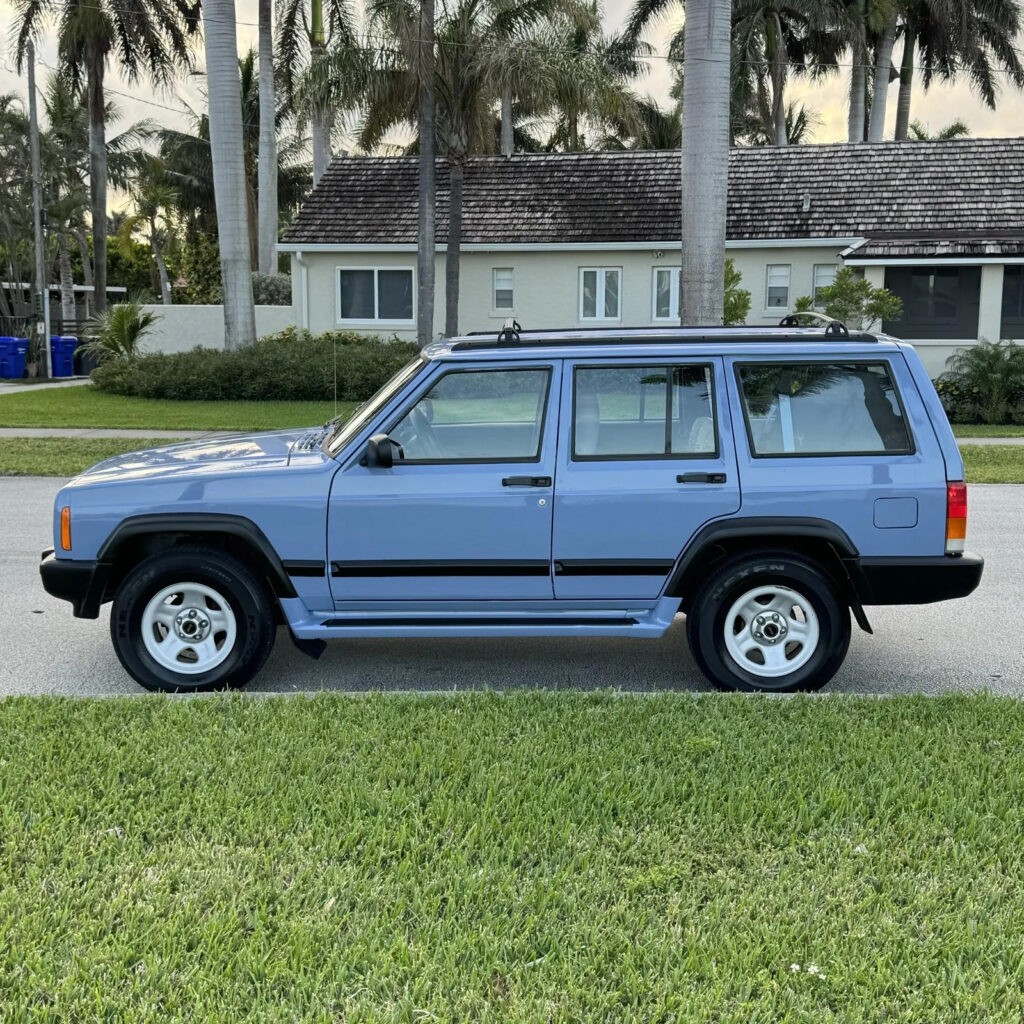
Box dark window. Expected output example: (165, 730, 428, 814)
(390, 368, 550, 462)
(1002, 267, 1024, 339)
(573, 365, 716, 459)
(883, 266, 980, 339)
(737, 362, 913, 456)
(339, 268, 413, 322)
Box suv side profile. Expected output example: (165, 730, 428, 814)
(40, 325, 983, 694)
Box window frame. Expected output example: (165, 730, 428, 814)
(570, 361, 720, 463)
(811, 264, 837, 308)
(579, 267, 623, 322)
(336, 265, 416, 325)
(764, 264, 792, 312)
(733, 359, 916, 459)
(652, 267, 679, 322)
(383, 364, 554, 466)
(491, 267, 515, 315)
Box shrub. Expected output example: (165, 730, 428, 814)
(934, 339, 1024, 425)
(79, 301, 160, 364)
(810, 267, 902, 330)
(724, 258, 751, 325)
(91, 328, 420, 402)
(251, 273, 292, 305)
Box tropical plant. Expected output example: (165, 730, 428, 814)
(115, 158, 178, 305)
(80, 300, 160, 364)
(936, 339, 1024, 424)
(204, 0, 257, 349)
(417, 0, 437, 346)
(13, 0, 199, 314)
(724, 259, 752, 325)
(258, 0, 279, 274)
(908, 117, 969, 140)
(805, 267, 902, 330)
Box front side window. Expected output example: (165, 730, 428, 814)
(573, 364, 716, 459)
(766, 264, 791, 309)
(812, 264, 837, 307)
(580, 268, 621, 321)
(338, 267, 414, 322)
(390, 368, 551, 462)
(738, 362, 912, 456)
(493, 268, 514, 312)
(653, 267, 679, 321)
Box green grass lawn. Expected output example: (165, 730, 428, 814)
(961, 444, 1024, 483)
(4, 692, 1024, 1022)
(0, 438, 176, 476)
(953, 424, 1024, 437)
(0, 386, 349, 431)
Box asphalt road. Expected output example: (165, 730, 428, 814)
(2, 477, 1021, 697)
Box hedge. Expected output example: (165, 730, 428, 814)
(91, 328, 421, 402)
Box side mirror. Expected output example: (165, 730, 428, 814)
(365, 433, 403, 468)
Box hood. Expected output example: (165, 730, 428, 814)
(67, 428, 333, 488)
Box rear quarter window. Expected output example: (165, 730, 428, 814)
(737, 362, 913, 456)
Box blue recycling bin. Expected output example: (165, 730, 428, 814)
(0, 337, 29, 380)
(50, 335, 79, 378)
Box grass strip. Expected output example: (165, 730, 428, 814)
(0, 438, 182, 477)
(0, 386, 348, 431)
(952, 424, 1024, 438)
(3, 692, 1024, 1022)
(961, 444, 1024, 483)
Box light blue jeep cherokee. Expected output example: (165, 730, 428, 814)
(40, 323, 983, 694)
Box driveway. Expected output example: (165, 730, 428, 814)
(2, 477, 1021, 697)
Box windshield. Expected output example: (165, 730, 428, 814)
(324, 356, 428, 455)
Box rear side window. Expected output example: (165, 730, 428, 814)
(573, 364, 717, 459)
(737, 362, 913, 456)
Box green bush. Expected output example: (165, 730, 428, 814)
(934, 339, 1024, 425)
(251, 273, 292, 305)
(91, 328, 420, 402)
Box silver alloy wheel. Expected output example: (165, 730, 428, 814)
(140, 582, 237, 676)
(722, 584, 820, 679)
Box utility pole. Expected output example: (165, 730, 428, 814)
(27, 41, 53, 377)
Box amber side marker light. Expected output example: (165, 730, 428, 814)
(60, 506, 71, 551)
(946, 482, 967, 555)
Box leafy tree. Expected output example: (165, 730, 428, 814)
(799, 267, 902, 330)
(724, 259, 752, 325)
(177, 230, 223, 305)
(116, 157, 178, 305)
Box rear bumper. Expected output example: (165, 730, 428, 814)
(39, 548, 110, 619)
(854, 553, 984, 605)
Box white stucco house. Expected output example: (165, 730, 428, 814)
(278, 138, 1024, 377)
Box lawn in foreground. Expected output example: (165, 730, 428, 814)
(961, 444, 1024, 483)
(3, 692, 1024, 1022)
(0, 386, 347, 431)
(953, 424, 1024, 437)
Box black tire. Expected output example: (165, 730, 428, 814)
(685, 550, 851, 693)
(110, 545, 276, 693)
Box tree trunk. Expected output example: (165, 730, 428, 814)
(680, 0, 731, 325)
(500, 85, 514, 155)
(417, 0, 437, 346)
(58, 236, 76, 325)
(847, 0, 866, 142)
(771, 13, 788, 146)
(257, 0, 279, 274)
(445, 158, 463, 338)
(87, 49, 108, 313)
(154, 239, 172, 305)
(74, 228, 93, 288)
(894, 28, 915, 140)
(203, 0, 257, 349)
(868, 12, 898, 141)
(568, 112, 579, 151)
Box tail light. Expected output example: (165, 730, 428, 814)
(946, 482, 967, 554)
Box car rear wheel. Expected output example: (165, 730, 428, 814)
(110, 545, 276, 693)
(686, 551, 850, 693)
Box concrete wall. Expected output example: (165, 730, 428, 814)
(139, 304, 296, 354)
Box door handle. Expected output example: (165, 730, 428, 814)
(502, 476, 552, 487)
(677, 472, 727, 484)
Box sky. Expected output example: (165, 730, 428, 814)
(2, 0, 1024, 168)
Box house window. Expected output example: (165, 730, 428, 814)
(765, 265, 791, 309)
(883, 266, 980, 339)
(492, 268, 514, 312)
(653, 268, 679, 321)
(812, 264, 837, 307)
(338, 267, 414, 322)
(1002, 266, 1024, 339)
(580, 268, 621, 321)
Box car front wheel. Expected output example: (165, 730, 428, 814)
(686, 551, 851, 693)
(110, 545, 276, 693)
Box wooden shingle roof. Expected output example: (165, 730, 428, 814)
(281, 137, 1024, 247)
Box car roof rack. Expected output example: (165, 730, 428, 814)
(452, 319, 872, 351)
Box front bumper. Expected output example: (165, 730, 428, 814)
(854, 553, 984, 605)
(39, 549, 110, 619)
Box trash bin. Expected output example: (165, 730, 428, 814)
(50, 335, 79, 378)
(75, 344, 99, 377)
(0, 337, 29, 380)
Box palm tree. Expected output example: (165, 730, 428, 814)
(908, 117, 969, 139)
(116, 157, 178, 305)
(418, 0, 437, 346)
(13, 0, 198, 314)
(680, 0, 731, 324)
(258, 0, 279, 274)
(203, 0, 256, 348)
